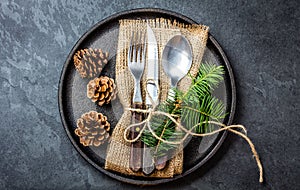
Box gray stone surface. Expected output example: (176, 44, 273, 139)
(0, 0, 299, 189)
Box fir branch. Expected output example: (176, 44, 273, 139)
(141, 94, 183, 157)
(141, 62, 226, 158)
(181, 63, 225, 133)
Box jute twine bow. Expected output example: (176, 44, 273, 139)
(124, 79, 264, 183)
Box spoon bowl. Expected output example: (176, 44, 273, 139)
(162, 35, 193, 87)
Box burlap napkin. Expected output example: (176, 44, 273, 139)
(105, 18, 209, 178)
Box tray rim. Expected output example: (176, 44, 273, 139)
(58, 8, 236, 186)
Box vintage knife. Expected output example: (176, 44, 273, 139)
(142, 24, 159, 175)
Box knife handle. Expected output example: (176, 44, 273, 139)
(142, 143, 155, 175)
(129, 103, 143, 172)
(142, 104, 155, 175)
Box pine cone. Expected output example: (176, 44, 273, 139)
(87, 76, 117, 106)
(75, 111, 110, 146)
(73, 48, 109, 78)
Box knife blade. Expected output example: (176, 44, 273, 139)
(142, 24, 159, 175)
(146, 24, 159, 106)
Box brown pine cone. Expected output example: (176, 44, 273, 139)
(73, 48, 109, 78)
(87, 76, 117, 106)
(75, 111, 110, 146)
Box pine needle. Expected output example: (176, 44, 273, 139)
(141, 62, 226, 158)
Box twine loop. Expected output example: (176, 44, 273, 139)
(124, 79, 264, 183)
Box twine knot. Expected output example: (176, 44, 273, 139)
(123, 79, 264, 183)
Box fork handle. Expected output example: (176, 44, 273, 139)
(133, 82, 143, 103)
(129, 102, 143, 172)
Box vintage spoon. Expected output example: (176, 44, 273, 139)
(162, 35, 193, 87)
(155, 35, 193, 170)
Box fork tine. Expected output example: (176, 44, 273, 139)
(128, 31, 134, 63)
(142, 31, 146, 64)
(137, 31, 142, 64)
(132, 32, 139, 62)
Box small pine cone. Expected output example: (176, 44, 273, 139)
(73, 48, 109, 78)
(87, 76, 117, 106)
(75, 111, 110, 146)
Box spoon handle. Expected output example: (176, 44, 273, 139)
(155, 155, 168, 170)
(154, 87, 177, 171)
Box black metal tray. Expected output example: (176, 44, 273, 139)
(58, 8, 236, 185)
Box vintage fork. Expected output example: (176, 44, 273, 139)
(128, 31, 146, 172)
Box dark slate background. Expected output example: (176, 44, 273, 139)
(0, 0, 299, 189)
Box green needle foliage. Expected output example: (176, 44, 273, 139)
(141, 62, 226, 158)
(141, 96, 183, 158)
(181, 62, 226, 133)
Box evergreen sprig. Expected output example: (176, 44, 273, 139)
(141, 62, 226, 158)
(141, 97, 183, 157)
(181, 62, 226, 133)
